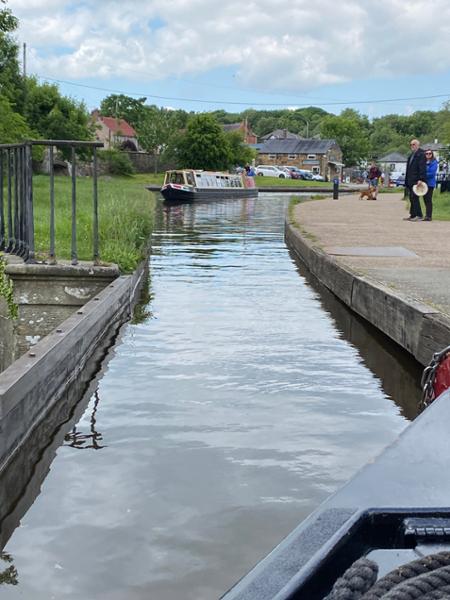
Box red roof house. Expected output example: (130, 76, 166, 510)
(92, 110, 139, 151)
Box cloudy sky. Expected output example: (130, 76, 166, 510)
(7, 0, 450, 117)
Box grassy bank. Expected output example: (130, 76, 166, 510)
(431, 190, 450, 220)
(33, 175, 155, 272)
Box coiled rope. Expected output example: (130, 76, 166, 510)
(325, 551, 450, 599)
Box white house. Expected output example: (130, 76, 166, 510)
(378, 152, 408, 177)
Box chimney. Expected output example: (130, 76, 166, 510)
(283, 129, 287, 139)
(435, 138, 438, 144)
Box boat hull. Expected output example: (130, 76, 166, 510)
(160, 185, 258, 202)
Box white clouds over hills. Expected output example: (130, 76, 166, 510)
(8, 0, 450, 94)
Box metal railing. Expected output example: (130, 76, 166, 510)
(0, 140, 103, 264)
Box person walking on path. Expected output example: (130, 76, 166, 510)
(367, 161, 381, 198)
(423, 149, 438, 221)
(404, 139, 427, 221)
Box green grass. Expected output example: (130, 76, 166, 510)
(33, 174, 155, 272)
(401, 189, 450, 221)
(431, 190, 450, 220)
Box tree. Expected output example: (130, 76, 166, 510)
(100, 94, 147, 129)
(174, 114, 232, 170)
(225, 130, 255, 166)
(137, 106, 173, 172)
(0, 95, 31, 143)
(320, 113, 370, 166)
(23, 77, 93, 142)
(0, 0, 25, 111)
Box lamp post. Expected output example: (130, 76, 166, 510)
(297, 115, 310, 138)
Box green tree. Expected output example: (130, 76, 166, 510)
(100, 94, 147, 128)
(23, 77, 93, 142)
(225, 130, 256, 166)
(136, 105, 172, 171)
(174, 113, 232, 170)
(369, 124, 405, 157)
(0, 0, 24, 111)
(0, 95, 31, 143)
(320, 113, 370, 166)
(437, 102, 450, 144)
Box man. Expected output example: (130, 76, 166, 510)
(404, 139, 427, 221)
(367, 161, 381, 199)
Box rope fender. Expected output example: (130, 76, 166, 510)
(326, 551, 450, 599)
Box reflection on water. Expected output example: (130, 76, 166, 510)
(291, 256, 422, 421)
(64, 391, 106, 450)
(0, 194, 421, 600)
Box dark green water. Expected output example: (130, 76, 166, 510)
(0, 194, 421, 600)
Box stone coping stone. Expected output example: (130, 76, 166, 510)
(5, 261, 120, 278)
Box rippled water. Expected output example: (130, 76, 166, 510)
(0, 194, 421, 600)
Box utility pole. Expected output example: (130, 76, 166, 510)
(23, 42, 26, 78)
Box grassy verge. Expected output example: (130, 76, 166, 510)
(431, 190, 450, 220)
(33, 174, 155, 272)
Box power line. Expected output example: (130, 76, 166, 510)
(35, 73, 450, 108)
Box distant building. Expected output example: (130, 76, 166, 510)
(222, 119, 257, 145)
(260, 129, 301, 141)
(92, 110, 139, 151)
(253, 138, 343, 180)
(378, 152, 407, 176)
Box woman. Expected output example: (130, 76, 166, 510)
(423, 150, 438, 221)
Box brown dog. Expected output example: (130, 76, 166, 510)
(359, 186, 377, 200)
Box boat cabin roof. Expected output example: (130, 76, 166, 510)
(164, 170, 245, 189)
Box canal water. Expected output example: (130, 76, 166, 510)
(0, 194, 421, 600)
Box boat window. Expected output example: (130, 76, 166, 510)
(186, 172, 194, 185)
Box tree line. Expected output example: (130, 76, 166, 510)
(2, 0, 450, 170)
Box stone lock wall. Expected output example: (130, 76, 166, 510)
(0, 297, 17, 373)
(5, 262, 120, 360)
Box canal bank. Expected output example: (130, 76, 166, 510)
(285, 191, 450, 366)
(0, 259, 147, 471)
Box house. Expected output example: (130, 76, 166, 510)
(91, 110, 139, 151)
(254, 138, 343, 180)
(222, 119, 258, 145)
(260, 129, 301, 141)
(378, 152, 407, 177)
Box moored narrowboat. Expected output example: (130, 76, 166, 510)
(160, 169, 258, 202)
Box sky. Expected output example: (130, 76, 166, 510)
(7, 0, 450, 120)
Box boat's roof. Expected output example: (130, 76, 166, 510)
(165, 169, 237, 176)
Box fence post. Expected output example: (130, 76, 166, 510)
(93, 146, 99, 265)
(71, 145, 78, 265)
(0, 150, 4, 251)
(333, 177, 339, 200)
(49, 145, 56, 264)
(25, 142, 35, 262)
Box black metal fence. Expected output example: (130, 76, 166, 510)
(0, 140, 103, 264)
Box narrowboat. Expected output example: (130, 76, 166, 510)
(160, 169, 258, 202)
(222, 346, 450, 600)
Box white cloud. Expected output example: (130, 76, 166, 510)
(7, 0, 450, 93)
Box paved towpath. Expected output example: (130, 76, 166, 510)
(292, 191, 450, 317)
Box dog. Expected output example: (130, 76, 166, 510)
(359, 186, 377, 201)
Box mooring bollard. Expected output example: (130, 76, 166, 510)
(333, 177, 339, 199)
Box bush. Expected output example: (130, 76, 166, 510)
(99, 149, 134, 176)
